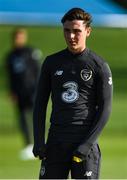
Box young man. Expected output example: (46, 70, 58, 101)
(33, 8, 113, 179)
(6, 28, 41, 160)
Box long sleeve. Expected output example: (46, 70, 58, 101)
(33, 57, 51, 153)
(31, 48, 42, 79)
(77, 62, 113, 155)
(6, 55, 17, 94)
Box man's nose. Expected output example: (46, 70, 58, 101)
(70, 32, 75, 39)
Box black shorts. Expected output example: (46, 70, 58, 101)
(39, 142, 101, 179)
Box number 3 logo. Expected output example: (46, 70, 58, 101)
(62, 81, 79, 103)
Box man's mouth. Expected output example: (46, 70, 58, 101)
(69, 41, 76, 46)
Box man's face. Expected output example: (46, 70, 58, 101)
(63, 20, 91, 54)
(14, 32, 27, 48)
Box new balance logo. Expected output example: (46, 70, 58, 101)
(40, 166, 45, 176)
(108, 77, 112, 85)
(55, 70, 63, 76)
(84, 171, 92, 177)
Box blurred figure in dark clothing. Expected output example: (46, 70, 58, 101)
(6, 28, 42, 160)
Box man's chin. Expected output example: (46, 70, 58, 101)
(68, 47, 80, 54)
(69, 45, 76, 50)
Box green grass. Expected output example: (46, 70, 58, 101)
(0, 92, 127, 179)
(0, 133, 40, 179)
(100, 134, 127, 179)
(0, 25, 127, 179)
(0, 132, 126, 179)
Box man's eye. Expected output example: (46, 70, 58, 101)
(73, 29, 81, 33)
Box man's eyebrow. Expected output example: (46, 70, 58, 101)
(64, 28, 82, 32)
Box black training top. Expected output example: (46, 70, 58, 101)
(33, 48, 113, 155)
(6, 46, 41, 96)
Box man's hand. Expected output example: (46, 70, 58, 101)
(33, 145, 46, 160)
(73, 143, 93, 162)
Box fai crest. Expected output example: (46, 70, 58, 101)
(80, 69, 92, 81)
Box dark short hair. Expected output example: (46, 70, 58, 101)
(61, 8, 92, 27)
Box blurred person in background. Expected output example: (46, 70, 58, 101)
(6, 27, 42, 160)
(33, 8, 113, 179)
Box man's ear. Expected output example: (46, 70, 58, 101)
(86, 27, 92, 37)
